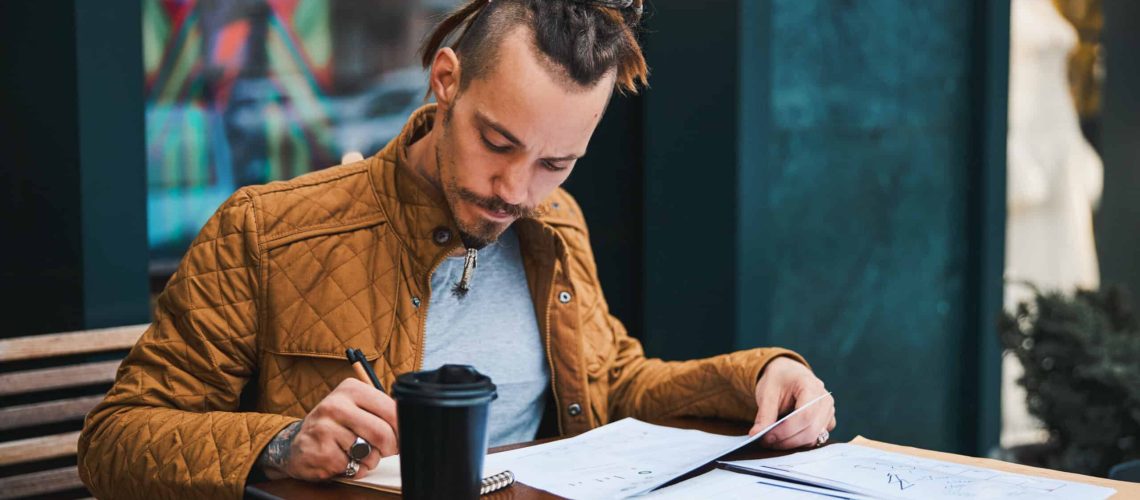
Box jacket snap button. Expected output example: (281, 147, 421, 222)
(432, 227, 451, 245)
(567, 403, 582, 417)
(558, 291, 572, 304)
(411, 297, 421, 308)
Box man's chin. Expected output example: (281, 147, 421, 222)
(450, 202, 515, 248)
(456, 219, 508, 250)
(458, 230, 495, 250)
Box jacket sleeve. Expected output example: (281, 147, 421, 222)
(606, 311, 808, 423)
(77, 190, 299, 499)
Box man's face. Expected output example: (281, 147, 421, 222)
(434, 27, 614, 249)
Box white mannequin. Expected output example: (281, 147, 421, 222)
(1002, 0, 1104, 447)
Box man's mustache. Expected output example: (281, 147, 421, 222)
(456, 188, 540, 219)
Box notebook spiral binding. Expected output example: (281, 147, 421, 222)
(480, 470, 515, 495)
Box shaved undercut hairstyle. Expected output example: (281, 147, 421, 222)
(420, 0, 648, 95)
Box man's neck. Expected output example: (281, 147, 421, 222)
(403, 118, 444, 201)
(403, 114, 468, 258)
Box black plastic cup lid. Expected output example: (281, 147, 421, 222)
(392, 364, 498, 407)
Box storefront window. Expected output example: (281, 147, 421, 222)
(144, 0, 457, 263)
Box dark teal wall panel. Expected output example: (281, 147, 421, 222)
(760, 127, 971, 449)
(76, 1, 150, 329)
(755, 0, 978, 453)
(645, 0, 1004, 455)
(736, 0, 775, 355)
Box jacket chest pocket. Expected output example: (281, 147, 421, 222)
(259, 345, 383, 416)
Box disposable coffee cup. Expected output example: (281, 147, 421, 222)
(392, 364, 497, 499)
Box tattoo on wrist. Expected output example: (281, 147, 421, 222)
(257, 420, 302, 474)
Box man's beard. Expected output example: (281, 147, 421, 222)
(435, 113, 539, 249)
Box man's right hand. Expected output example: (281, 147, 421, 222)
(256, 378, 399, 481)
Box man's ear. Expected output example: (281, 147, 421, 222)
(430, 47, 461, 114)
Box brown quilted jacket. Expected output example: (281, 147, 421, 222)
(77, 105, 806, 499)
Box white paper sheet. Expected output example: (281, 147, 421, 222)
(484, 393, 831, 499)
(722, 443, 1116, 500)
(484, 418, 743, 499)
(642, 469, 873, 499)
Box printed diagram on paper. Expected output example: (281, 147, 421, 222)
(724, 444, 1115, 500)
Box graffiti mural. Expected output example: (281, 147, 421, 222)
(145, 0, 455, 258)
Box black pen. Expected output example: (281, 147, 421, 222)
(346, 348, 385, 393)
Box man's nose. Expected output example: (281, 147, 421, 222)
(493, 161, 530, 207)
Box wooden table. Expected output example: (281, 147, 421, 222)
(246, 418, 786, 499)
(248, 418, 1140, 499)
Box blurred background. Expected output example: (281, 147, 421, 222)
(2, 0, 1139, 496)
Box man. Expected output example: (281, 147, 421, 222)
(78, 0, 835, 497)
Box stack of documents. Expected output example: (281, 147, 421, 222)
(485, 393, 831, 499)
(484, 418, 1119, 500)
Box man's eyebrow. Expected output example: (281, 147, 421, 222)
(475, 111, 524, 148)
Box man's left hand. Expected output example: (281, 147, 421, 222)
(749, 356, 836, 449)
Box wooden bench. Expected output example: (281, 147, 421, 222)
(0, 324, 148, 499)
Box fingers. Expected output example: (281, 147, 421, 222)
(295, 419, 355, 480)
(769, 417, 821, 449)
(757, 389, 834, 447)
(322, 417, 388, 479)
(769, 396, 836, 450)
(350, 442, 384, 477)
(749, 387, 781, 436)
(358, 446, 383, 475)
(759, 390, 821, 445)
(760, 406, 816, 447)
(335, 379, 400, 455)
(340, 404, 400, 456)
(289, 379, 399, 480)
(328, 379, 400, 455)
(344, 381, 400, 438)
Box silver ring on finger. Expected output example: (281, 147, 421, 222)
(349, 436, 372, 461)
(344, 458, 361, 477)
(815, 430, 830, 447)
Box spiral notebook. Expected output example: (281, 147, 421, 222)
(334, 454, 515, 495)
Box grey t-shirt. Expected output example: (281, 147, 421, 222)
(420, 227, 550, 447)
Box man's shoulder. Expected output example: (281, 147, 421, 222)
(237, 158, 387, 245)
(538, 187, 588, 233)
(535, 187, 600, 259)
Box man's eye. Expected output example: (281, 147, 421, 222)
(542, 160, 569, 172)
(481, 135, 511, 153)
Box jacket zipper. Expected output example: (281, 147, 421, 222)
(414, 241, 563, 435)
(416, 244, 458, 372)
